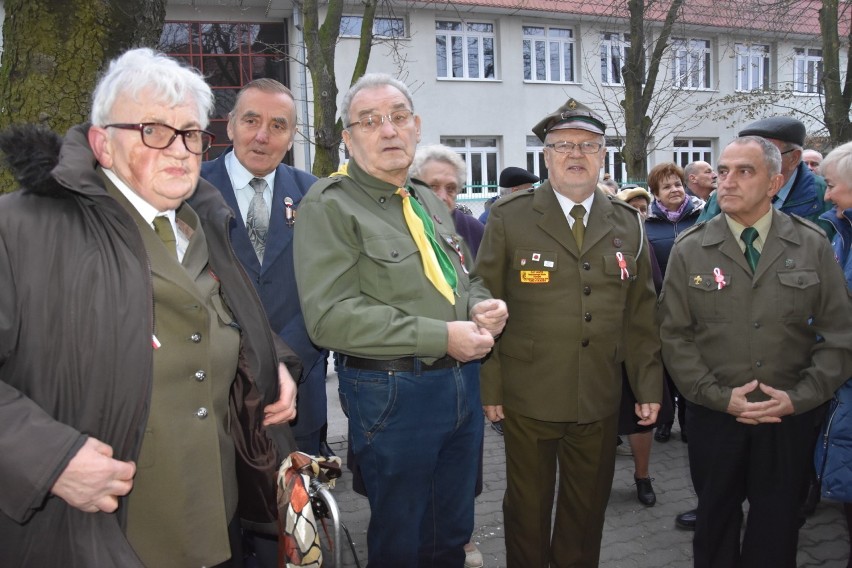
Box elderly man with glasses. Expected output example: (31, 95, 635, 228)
(294, 73, 507, 567)
(0, 48, 301, 567)
(474, 98, 663, 567)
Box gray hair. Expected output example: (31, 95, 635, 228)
(90, 48, 214, 128)
(410, 144, 466, 187)
(729, 136, 782, 176)
(340, 73, 414, 130)
(230, 78, 295, 121)
(684, 160, 707, 180)
(820, 141, 852, 180)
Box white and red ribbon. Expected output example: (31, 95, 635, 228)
(713, 267, 726, 290)
(616, 252, 630, 280)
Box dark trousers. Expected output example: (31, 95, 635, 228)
(503, 409, 618, 568)
(688, 403, 815, 568)
(210, 516, 244, 568)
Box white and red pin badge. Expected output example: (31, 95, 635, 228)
(284, 197, 295, 227)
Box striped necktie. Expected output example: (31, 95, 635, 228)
(396, 188, 457, 304)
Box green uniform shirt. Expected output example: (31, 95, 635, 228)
(294, 158, 492, 361)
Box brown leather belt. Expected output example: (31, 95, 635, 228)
(340, 354, 460, 372)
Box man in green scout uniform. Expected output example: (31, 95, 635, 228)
(474, 98, 663, 567)
(294, 73, 507, 567)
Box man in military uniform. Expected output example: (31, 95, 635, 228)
(474, 99, 663, 567)
(659, 136, 852, 568)
(293, 73, 507, 567)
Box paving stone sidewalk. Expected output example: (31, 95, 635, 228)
(322, 373, 848, 567)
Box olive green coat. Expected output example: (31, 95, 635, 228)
(475, 185, 663, 423)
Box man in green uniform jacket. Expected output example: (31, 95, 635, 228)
(659, 136, 852, 567)
(474, 99, 663, 567)
(294, 73, 507, 567)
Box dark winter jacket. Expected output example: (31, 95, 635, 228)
(645, 195, 704, 277)
(0, 124, 300, 566)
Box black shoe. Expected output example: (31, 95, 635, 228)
(319, 440, 336, 459)
(635, 477, 656, 506)
(490, 420, 504, 435)
(654, 423, 672, 442)
(675, 509, 697, 530)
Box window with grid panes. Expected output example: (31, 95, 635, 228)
(159, 21, 288, 159)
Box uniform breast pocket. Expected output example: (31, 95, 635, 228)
(687, 272, 734, 322)
(603, 253, 637, 284)
(776, 269, 821, 321)
(361, 235, 421, 302)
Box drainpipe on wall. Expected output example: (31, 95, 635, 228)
(291, 5, 313, 173)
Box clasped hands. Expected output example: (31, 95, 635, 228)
(726, 379, 794, 424)
(446, 299, 508, 362)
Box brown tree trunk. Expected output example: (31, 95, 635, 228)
(819, 0, 852, 146)
(0, 0, 166, 192)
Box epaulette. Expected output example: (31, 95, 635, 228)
(491, 187, 534, 208)
(673, 220, 706, 243)
(309, 175, 347, 195)
(790, 213, 829, 238)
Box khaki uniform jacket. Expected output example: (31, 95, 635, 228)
(475, 185, 663, 423)
(658, 209, 852, 413)
(294, 158, 492, 360)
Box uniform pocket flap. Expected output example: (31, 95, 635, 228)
(363, 235, 419, 263)
(777, 270, 820, 289)
(687, 273, 730, 291)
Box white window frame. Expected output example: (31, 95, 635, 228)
(600, 32, 630, 85)
(672, 38, 711, 90)
(604, 138, 628, 184)
(441, 136, 499, 197)
(436, 20, 497, 80)
(522, 25, 575, 83)
(339, 15, 406, 38)
(672, 139, 713, 169)
(735, 43, 770, 92)
(525, 136, 548, 181)
(793, 47, 823, 95)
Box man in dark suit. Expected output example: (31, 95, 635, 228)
(201, 79, 328, 565)
(474, 99, 663, 567)
(202, 78, 328, 457)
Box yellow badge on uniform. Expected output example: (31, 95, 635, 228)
(520, 270, 550, 283)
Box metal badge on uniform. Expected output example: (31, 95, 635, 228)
(693, 275, 703, 285)
(521, 270, 549, 283)
(444, 235, 469, 275)
(521, 258, 527, 266)
(543, 260, 554, 268)
(284, 197, 295, 227)
(532, 253, 541, 261)
(434, 214, 443, 224)
(785, 259, 796, 268)
(613, 238, 623, 248)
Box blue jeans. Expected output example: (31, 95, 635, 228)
(338, 361, 482, 568)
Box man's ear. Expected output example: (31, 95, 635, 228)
(767, 173, 784, 198)
(88, 126, 113, 168)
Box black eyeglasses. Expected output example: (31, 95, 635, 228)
(105, 123, 215, 155)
